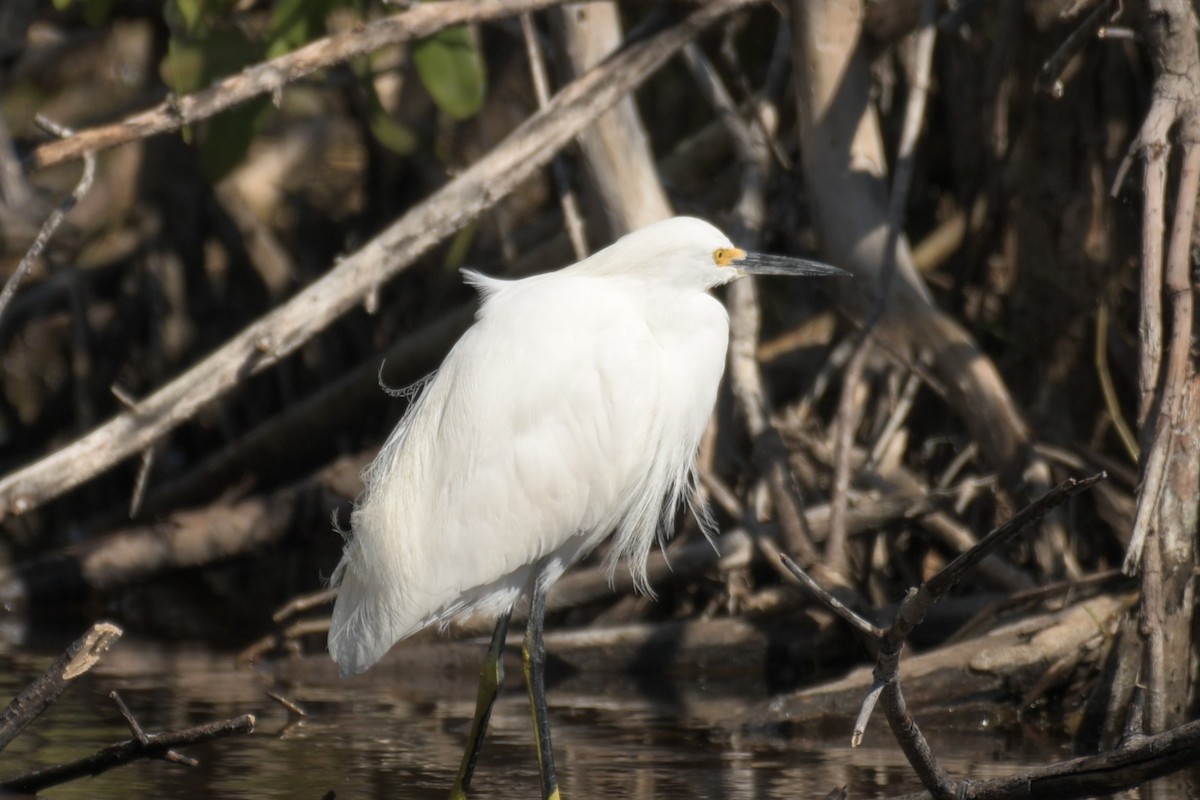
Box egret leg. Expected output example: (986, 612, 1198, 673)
(449, 608, 512, 800)
(524, 566, 561, 800)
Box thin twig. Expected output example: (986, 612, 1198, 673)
(867, 368, 921, 468)
(786, 473, 1104, 793)
(779, 554, 882, 640)
(111, 385, 156, 517)
(1036, 0, 1113, 97)
(0, 112, 31, 208)
(827, 342, 870, 575)
(1095, 300, 1139, 461)
(272, 587, 338, 624)
(520, 12, 588, 260)
(0, 117, 96, 324)
(0, 714, 255, 794)
(923, 473, 1105, 598)
(109, 692, 148, 744)
(267, 691, 308, 717)
(28, 0, 582, 172)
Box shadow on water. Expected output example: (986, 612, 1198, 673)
(0, 631, 1192, 799)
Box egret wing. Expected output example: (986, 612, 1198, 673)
(330, 274, 669, 673)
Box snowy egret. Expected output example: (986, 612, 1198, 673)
(328, 216, 846, 799)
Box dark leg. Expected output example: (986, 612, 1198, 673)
(449, 608, 512, 800)
(524, 565, 561, 800)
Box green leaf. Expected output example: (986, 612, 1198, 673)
(266, 0, 338, 59)
(50, 0, 116, 25)
(167, 0, 206, 35)
(368, 107, 418, 156)
(199, 95, 272, 181)
(412, 25, 486, 121)
(161, 26, 271, 180)
(359, 74, 417, 155)
(443, 219, 479, 271)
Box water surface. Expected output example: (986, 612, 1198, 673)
(0, 633, 1180, 799)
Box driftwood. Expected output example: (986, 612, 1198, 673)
(0, 455, 362, 611)
(885, 718, 1200, 800)
(742, 592, 1128, 729)
(0, 708, 255, 795)
(0, 622, 121, 751)
(0, 623, 254, 794)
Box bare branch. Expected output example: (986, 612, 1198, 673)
(0, 117, 96, 323)
(886, 717, 1200, 800)
(0, 713, 255, 794)
(552, 1, 674, 235)
(27, 0, 578, 172)
(0, 622, 123, 753)
(786, 472, 1105, 793)
(1036, 0, 1114, 96)
(779, 553, 883, 641)
(519, 12, 588, 260)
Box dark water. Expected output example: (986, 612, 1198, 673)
(0, 632, 1190, 799)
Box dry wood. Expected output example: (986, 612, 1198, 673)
(552, 2, 674, 235)
(0, 622, 122, 752)
(0, 456, 359, 610)
(784, 425, 1035, 592)
(743, 592, 1128, 728)
(0, 711, 255, 794)
(0, 0, 759, 524)
(0, 117, 95, 323)
(780, 473, 1104, 797)
(1111, 0, 1200, 738)
(520, 12, 588, 260)
(886, 716, 1200, 800)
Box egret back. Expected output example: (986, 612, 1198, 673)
(328, 268, 728, 675)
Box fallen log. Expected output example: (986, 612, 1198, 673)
(738, 592, 1131, 731)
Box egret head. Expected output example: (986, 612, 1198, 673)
(584, 216, 849, 290)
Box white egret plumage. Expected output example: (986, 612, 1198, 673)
(328, 216, 846, 799)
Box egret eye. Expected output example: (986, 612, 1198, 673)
(712, 247, 745, 266)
